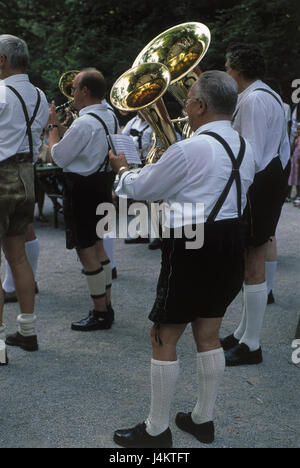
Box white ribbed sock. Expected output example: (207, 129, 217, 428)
(3, 239, 40, 293)
(17, 314, 37, 337)
(191, 348, 225, 424)
(103, 235, 115, 269)
(265, 261, 277, 294)
(234, 285, 247, 340)
(240, 282, 268, 351)
(0, 325, 6, 364)
(145, 359, 180, 436)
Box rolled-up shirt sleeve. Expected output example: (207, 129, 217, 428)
(115, 143, 188, 201)
(51, 124, 91, 168)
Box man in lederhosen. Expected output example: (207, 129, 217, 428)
(109, 71, 255, 448)
(48, 69, 120, 332)
(222, 44, 291, 366)
(0, 34, 49, 362)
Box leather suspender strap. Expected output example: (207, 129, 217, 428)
(87, 112, 117, 172)
(6, 86, 41, 159)
(200, 131, 246, 224)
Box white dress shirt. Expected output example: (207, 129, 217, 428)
(0, 74, 49, 162)
(122, 115, 153, 158)
(232, 80, 290, 172)
(116, 120, 255, 228)
(51, 102, 121, 176)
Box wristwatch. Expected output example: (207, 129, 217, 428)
(47, 124, 59, 131)
(118, 166, 128, 176)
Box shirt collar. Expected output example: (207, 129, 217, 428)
(194, 120, 232, 136)
(1, 74, 29, 85)
(238, 79, 264, 101)
(79, 102, 108, 117)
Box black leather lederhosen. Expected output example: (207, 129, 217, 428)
(62, 111, 118, 249)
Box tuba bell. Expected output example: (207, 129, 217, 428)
(110, 62, 178, 164)
(132, 22, 210, 109)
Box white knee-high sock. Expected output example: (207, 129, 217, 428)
(265, 261, 277, 294)
(3, 239, 40, 293)
(191, 348, 225, 424)
(240, 282, 268, 351)
(234, 286, 247, 340)
(145, 359, 180, 436)
(103, 234, 115, 269)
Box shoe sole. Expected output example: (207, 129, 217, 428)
(113, 434, 172, 449)
(71, 323, 113, 331)
(226, 357, 263, 366)
(175, 417, 214, 444)
(5, 340, 38, 352)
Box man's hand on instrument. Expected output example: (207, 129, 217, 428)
(48, 100, 60, 126)
(109, 150, 129, 175)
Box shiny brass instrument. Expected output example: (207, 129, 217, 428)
(110, 22, 210, 164)
(56, 70, 80, 115)
(110, 62, 177, 164)
(132, 23, 210, 109)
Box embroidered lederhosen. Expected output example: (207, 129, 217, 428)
(0, 86, 41, 238)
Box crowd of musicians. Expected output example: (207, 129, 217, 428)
(0, 33, 298, 448)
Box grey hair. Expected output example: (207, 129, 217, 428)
(194, 70, 238, 115)
(0, 34, 29, 71)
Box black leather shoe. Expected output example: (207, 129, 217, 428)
(220, 334, 239, 351)
(71, 309, 113, 331)
(112, 267, 117, 280)
(148, 238, 162, 250)
(124, 237, 149, 244)
(114, 422, 172, 448)
(5, 332, 38, 352)
(267, 290, 275, 305)
(225, 343, 263, 366)
(175, 412, 214, 444)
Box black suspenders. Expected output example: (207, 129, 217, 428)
(6, 85, 41, 159)
(87, 111, 118, 173)
(200, 131, 246, 224)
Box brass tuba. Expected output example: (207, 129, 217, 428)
(110, 22, 210, 163)
(110, 62, 177, 164)
(132, 22, 210, 109)
(56, 70, 80, 113)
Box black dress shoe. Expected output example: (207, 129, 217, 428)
(71, 309, 113, 331)
(5, 332, 38, 352)
(267, 290, 275, 305)
(148, 238, 162, 250)
(175, 412, 214, 444)
(225, 343, 263, 366)
(124, 236, 149, 244)
(114, 422, 172, 448)
(112, 267, 117, 280)
(220, 334, 239, 351)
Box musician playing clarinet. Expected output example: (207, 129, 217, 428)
(48, 69, 120, 332)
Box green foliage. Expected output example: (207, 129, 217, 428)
(0, 0, 299, 104)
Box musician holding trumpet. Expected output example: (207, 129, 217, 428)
(109, 71, 255, 448)
(48, 68, 120, 332)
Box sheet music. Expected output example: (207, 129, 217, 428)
(107, 134, 142, 165)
